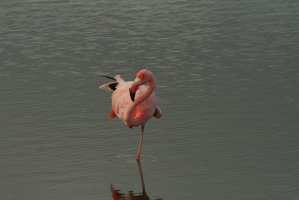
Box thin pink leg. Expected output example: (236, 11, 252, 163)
(136, 160, 145, 193)
(136, 125, 144, 161)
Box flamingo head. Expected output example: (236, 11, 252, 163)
(129, 69, 152, 102)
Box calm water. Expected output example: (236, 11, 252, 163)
(1, 0, 299, 199)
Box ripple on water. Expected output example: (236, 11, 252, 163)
(104, 154, 159, 164)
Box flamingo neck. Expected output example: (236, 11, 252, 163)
(124, 78, 155, 126)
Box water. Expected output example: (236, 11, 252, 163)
(1, 0, 299, 199)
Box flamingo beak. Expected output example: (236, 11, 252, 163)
(129, 88, 135, 102)
(129, 78, 142, 102)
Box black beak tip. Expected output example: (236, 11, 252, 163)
(129, 88, 135, 102)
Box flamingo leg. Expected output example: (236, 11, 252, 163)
(136, 125, 144, 161)
(136, 160, 145, 193)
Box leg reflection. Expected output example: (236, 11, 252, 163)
(110, 161, 162, 200)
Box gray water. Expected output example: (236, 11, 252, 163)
(1, 0, 299, 199)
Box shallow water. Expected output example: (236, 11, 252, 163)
(1, 0, 299, 199)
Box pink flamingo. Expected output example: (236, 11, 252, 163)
(100, 69, 162, 160)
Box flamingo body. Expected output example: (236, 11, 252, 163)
(112, 84, 158, 127)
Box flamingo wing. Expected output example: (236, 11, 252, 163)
(153, 105, 162, 118)
(109, 109, 116, 119)
(99, 81, 118, 91)
(111, 82, 133, 121)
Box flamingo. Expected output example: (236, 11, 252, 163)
(99, 69, 162, 160)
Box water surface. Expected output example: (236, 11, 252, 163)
(1, 0, 299, 199)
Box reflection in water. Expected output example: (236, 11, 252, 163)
(110, 161, 162, 200)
